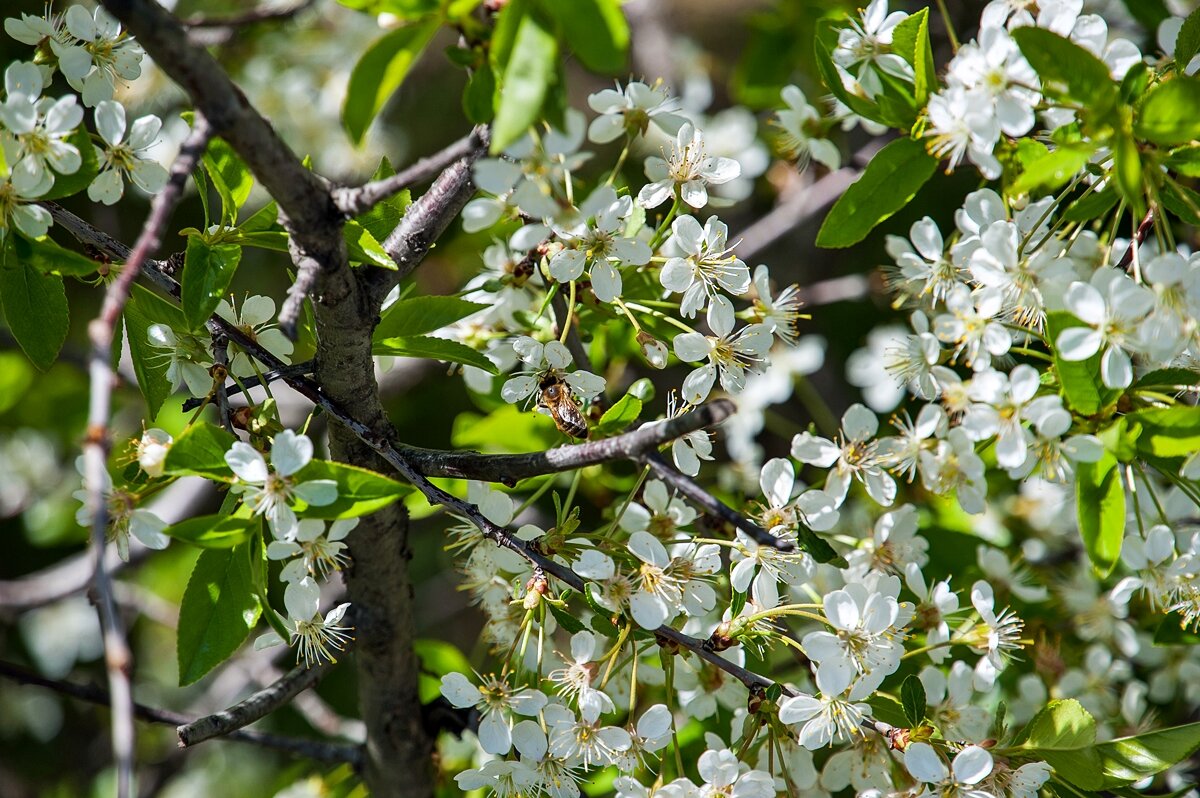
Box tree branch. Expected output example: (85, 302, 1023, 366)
(177, 658, 341, 748)
(0, 660, 360, 765)
(332, 127, 489, 219)
(80, 114, 211, 798)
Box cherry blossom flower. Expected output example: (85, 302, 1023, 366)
(694, 748, 775, 798)
(778, 683, 872, 749)
(501, 337, 605, 406)
(224, 430, 337, 540)
(638, 122, 740, 210)
(72, 462, 168, 561)
(548, 185, 650, 302)
(904, 742, 996, 798)
(267, 518, 355, 583)
(1056, 270, 1154, 389)
(803, 581, 908, 695)
(660, 214, 750, 318)
(673, 298, 772, 404)
(88, 101, 167, 204)
(50, 5, 144, 107)
(775, 84, 840, 170)
(136, 428, 172, 478)
(791, 403, 896, 508)
(967, 580, 1026, 689)
(587, 80, 687, 143)
(832, 0, 913, 98)
(216, 295, 295, 379)
(439, 671, 548, 755)
(547, 631, 613, 722)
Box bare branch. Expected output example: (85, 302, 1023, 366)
(640, 452, 789, 551)
(177, 658, 340, 748)
(397, 401, 734, 484)
(81, 114, 211, 798)
(277, 242, 323, 341)
(1116, 204, 1156, 273)
(0, 660, 361, 765)
(333, 127, 489, 219)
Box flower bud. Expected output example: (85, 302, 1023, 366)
(137, 428, 172, 478)
(637, 332, 668, 369)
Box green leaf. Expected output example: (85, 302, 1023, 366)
(463, 61, 496, 124)
(181, 236, 242, 331)
(203, 138, 254, 225)
(356, 158, 412, 243)
(1160, 180, 1200, 225)
(1011, 27, 1118, 116)
(291, 459, 410, 519)
(375, 295, 490, 339)
(491, 12, 557, 153)
(901, 674, 926, 728)
(1075, 452, 1125, 577)
(0, 236, 69, 371)
(452, 403, 559, 453)
(164, 422, 238, 481)
(1046, 312, 1123, 416)
(38, 126, 100, 201)
(1134, 76, 1200, 146)
(373, 335, 499, 373)
(593, 393, 642, 437)
(1113, 130, 1146, 218)
(23, 235, 102, 276)
(816, 137, 937, 248)
(1154, 612, 1200, 645)
(1174, 7, 1200, 69)
(415, 639, 473, 703)
(867, 694, 909, 730)
(795, 526, 846, 566)
(546, 600, 586, 634)
(177, 543, 261, 686)
(343, 19, 439, 145)
(344, 219, 396, 269)
(1011, 144, 1096, 195)
(1097, 722, 1200, 788)
(489, 0, 529, 73)
(1129, 406, 1200, 458)
(1062, 187, 1119, 222)
(125, 284, 185, 419)
(1131, 367, 1200, 392)
(539, 0, 628, 74)
(891, 8, 935, 104)
(240, 199, 279, 233)
(163, 514, 255, 549)
(1016, 699, 1103, 790)
(814, 19, 882, 124)
(1165, 144, 1200, 177)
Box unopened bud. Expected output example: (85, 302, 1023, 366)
(704, 620, 736, 652)
(637, 332, 668, 369)
(136, 428, 173, 478)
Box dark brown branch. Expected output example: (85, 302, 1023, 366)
(397, 401, 734, 484)
(333, 127, 489, 219)
(1116, 205, 1156, 272)
(180, 361, 315, 411)
(641, 452, 788, 551)
(277, 242, 323, 341)
(81, 114, 211, 798)
(177, 658, 339, 748)
(0, 660, 360, 765)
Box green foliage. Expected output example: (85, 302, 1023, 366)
(164, 423, 238, 481)
(816, 137, 937, 248)
(1010, 27, 1118, 120)
(592, 392, 642, 437)
(375, 295, 490, 338)
(1011, 144, 1096, 195)
(356, 157, 413, 243)
(1046, 312, 1122, 416)
(891, 8, 936, 105)
(1134, 76, 1200, 146)
(1075, 452, 1125, 577)
(1174, 6, 1200, 68)
(1130, 406, 1200, 458)
(0, 237, 69, 371)
(290, 459, 411, 518)
(22, 234, 102, 277)
(343, 219, 396, 269)
(181, 236, 242, 331)
(343, 19, 440, 145)
(539, 0, 628, 75)
(124, 284, 185, 419)
(203, 139, 255, 225)
(901, 674, 926, 727)
(373, 334, 499, 373)
(163, 513, 255, 549)
(177, 542, 262, 686)
(414, 639, 474, 703)
(491, 11, 558, 153)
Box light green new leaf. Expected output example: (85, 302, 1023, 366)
(1130, 406, 1200, 458)
(1134, 76, 1200, 146)
(540, 0, 628, 74)
(1097, 722, 1200, 788)
(163, 514, 255, 549)
(816, 137, 937, 248)
(344, 219, 396, 269)
(593, 393, 642, 437)
(373, 335, 499, 373)
(177, 543, 261, 686)
(355, 157, 412, 244)
(291, 459, 411, 519)
(181, 236, 242, 331)
(164, 422, 238, 481)
(1114, 130, 1147, 221)
(890, 8, 936, 104)
(1075, 453, 1125, 577)
(1011, 27, 1117, 115)
(23, 235, 103, 276)
(415, 639, 474, 703)
(0, 237, 69, 372)
(375, 295, 490, 338)
(491, 12, 557, 153)
(1015, 699, 1103, 790)
(203, 138, 255, 225)
(125, 284, 185, 419)
(1011, 144, 1096, 195)
(343, 19, 439, 145)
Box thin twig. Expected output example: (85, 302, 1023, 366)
(1116, 205, 1156, 272)
(332, 127, 489, 218)
(180, 361, 315, 411)
(81, 114, 211, 798)
(177, 658, 340, 747)
(0, 660, 361, 765)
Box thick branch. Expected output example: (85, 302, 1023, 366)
(333, 127, 489, 218)
(177, 658, 339, 747)
(0, 660, 360, 765)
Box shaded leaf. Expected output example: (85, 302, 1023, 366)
(177, 543, 260, 685)
(0, 236, 69, 371)
(343, 19, 439, 144)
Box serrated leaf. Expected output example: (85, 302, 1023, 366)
(1011, 27, 1118, 116)
(1097, 722, 1200, 788)
(125, 284, 185, 419)
(38, 126, 99, 201)
(375, 295, 490, 339)
(1174, 7, 1200, 69)
(290, 459, 410, 518)
(1016, 700, 1102, 789)
(343, 19, 439, 144)
(163, 514, 255, 548)
(164, 422, 238, 480)
(547, 600, 586, 634)
(1075, 452, 1125, 577)
(1131, 367, 1200, 392)
(373, 335, 499, 373)
(1130, 406, 1200, 458)
(181, 236, 242, 331)
(0, 237, 69, 371)
(24, 235, 103, 276)
(491, 12, 557, 153)
(203, 138, 254, 225)
(1062, 186, 1119, 222)
(901, 674, 926, 727)
(539, 0, 628, 74)
(891, 8, 935, 104)
(1046, 312, 1123, 416)
(344, 219, 396, 269)
(1011, 144, 1095, 195)
(177, 543, 261, 685)
(593, 393, 642, 437)
(1160, 180, 1200, 225)
(816, 137, 937, 248)
(1134, 76, 1200, 146)
(463, 61, 497, 124)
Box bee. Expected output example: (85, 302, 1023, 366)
(537, 372, 589, 440)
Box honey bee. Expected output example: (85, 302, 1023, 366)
(538, 372, 589, 440)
